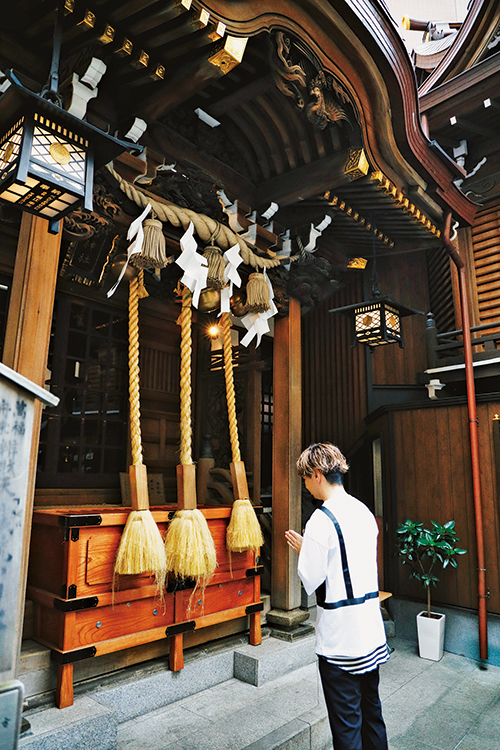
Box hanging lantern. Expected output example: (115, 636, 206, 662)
(0, 72, 141, 223)
(330, 294, 423, 349)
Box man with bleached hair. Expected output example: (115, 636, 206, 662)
(286, 442, 388, 750)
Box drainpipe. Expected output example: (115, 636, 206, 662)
(443, 210, 488, 662)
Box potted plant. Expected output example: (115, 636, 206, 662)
(395, 519, 467, 661)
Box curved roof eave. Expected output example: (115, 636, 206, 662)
(419, 0, 500, 96)
(198, 0, 477, 225)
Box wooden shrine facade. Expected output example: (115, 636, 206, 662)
(2, 0, 499, 702)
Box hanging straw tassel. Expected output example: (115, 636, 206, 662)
(245, 272, 271, 313)
(164, 286, 217, 582)
(203, 245, 226, 290)
(114, 275, 167, 591)
(129, 214, 169, 270)
(221, 312, 264, 553)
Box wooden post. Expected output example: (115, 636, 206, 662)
(169, 633, 184, 671)
(2, 213, 62, 677)
(56, 664, 74, 709)
(271, 297, 302, 611)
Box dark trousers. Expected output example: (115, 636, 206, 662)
(318, 656, 388, 750)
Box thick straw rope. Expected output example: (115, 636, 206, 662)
(179, 286, 193, 465)
(221, 312, 241, 464)
(106, 165, 292, 271)
(129, 275, 143, 465)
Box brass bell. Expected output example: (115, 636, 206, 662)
(198, 287, 221, 313)
(230, 290, 247, 317)
(110, 254, 139, 281)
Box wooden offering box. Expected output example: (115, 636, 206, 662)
(28, 506, 263, 708)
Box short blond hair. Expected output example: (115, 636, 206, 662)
(297, 443, 349, 481)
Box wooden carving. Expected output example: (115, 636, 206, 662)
(269, 31, 352, 131)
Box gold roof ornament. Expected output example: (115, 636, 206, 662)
(209, 36, 248, 74)
(345, 148, 370, 181)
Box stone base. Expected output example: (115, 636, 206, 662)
(266, 607, 310, 630)
(270, 623, 316, 642)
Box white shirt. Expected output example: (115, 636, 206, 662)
(298, 488, 388, 670)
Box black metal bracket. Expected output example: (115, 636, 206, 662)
(63, 527, 81, 542)
(165, 621, 196, 637)
(67, 584, 77, 599)
(58, 514, 102, 529)
(51, 646, 97, 665)
(53, 596, 98, 612)
(246, 567, 264, 577)
(245, 602, 264, 614)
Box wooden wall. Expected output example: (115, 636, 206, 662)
(302, 274, 367, 454)
(391, 401, 500, 614)
(371, 253, 429, 385)
(139, 297, 184, 504)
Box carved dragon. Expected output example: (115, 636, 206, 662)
(269, 32, 351, 131)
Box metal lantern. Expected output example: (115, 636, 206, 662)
(330, 295, 423, 348)
(0, 72, 141, 223)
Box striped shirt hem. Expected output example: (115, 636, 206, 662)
(321, 643, 390, 674)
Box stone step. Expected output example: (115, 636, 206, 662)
(234, 632, 317, 686)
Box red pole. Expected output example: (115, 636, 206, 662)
(443, 211, 488, 661)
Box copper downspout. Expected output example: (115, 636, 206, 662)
(443, 210, 488, 661)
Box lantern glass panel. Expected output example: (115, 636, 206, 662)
(0, 118, 24, 172)
(355, 304, 381, 335)
(31, 123, 86, 186)
(385, 304, 401, 335)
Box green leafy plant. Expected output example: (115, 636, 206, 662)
(395, 519, 467, 618)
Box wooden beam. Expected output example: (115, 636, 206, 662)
(2, 213, 62, 678)
(258, 149, 352, 207)
(271, 297, 302, 611)
(137, 56, 224, 121)
(127, 0, 192, 35)
(146, 123, 256, 205)
(207, 74, 274, 118)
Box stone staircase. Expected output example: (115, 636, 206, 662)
(19, 631, 331, 750)
(18, 606, 395, 750)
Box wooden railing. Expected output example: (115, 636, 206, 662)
(426, 312, 500, 368)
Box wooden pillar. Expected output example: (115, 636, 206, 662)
(3, 213, 62, 675)
(246, 367, 262, 505)
(271, 297, 302, 611)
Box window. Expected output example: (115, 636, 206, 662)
(37, 294, 128, 488)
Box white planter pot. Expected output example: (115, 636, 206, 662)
(416, 611, 446, 661)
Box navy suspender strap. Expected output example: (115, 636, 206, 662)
(315, 505, 379, 610)
(318, 505, 354, 599)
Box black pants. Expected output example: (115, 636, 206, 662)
(318, 656, 388, 750)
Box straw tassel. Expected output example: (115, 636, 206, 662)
(164, 286, 217, 582)
(129, 215, 169, 270)
(203, 245, 226, 290)
(245, 272, 271, 313)
(165, 509, 217, 579)
(221, 312, 263, 553)
(114, 275, 167, 592)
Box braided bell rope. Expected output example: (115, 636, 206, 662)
(221, 312, 241, 464)
(128, 275, 143, 465)
(179, 286, 193, 466)
(106, 165, 291, 270)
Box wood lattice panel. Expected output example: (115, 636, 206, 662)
(426, 246, 455, 334)
(472, 200, 500, 336)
